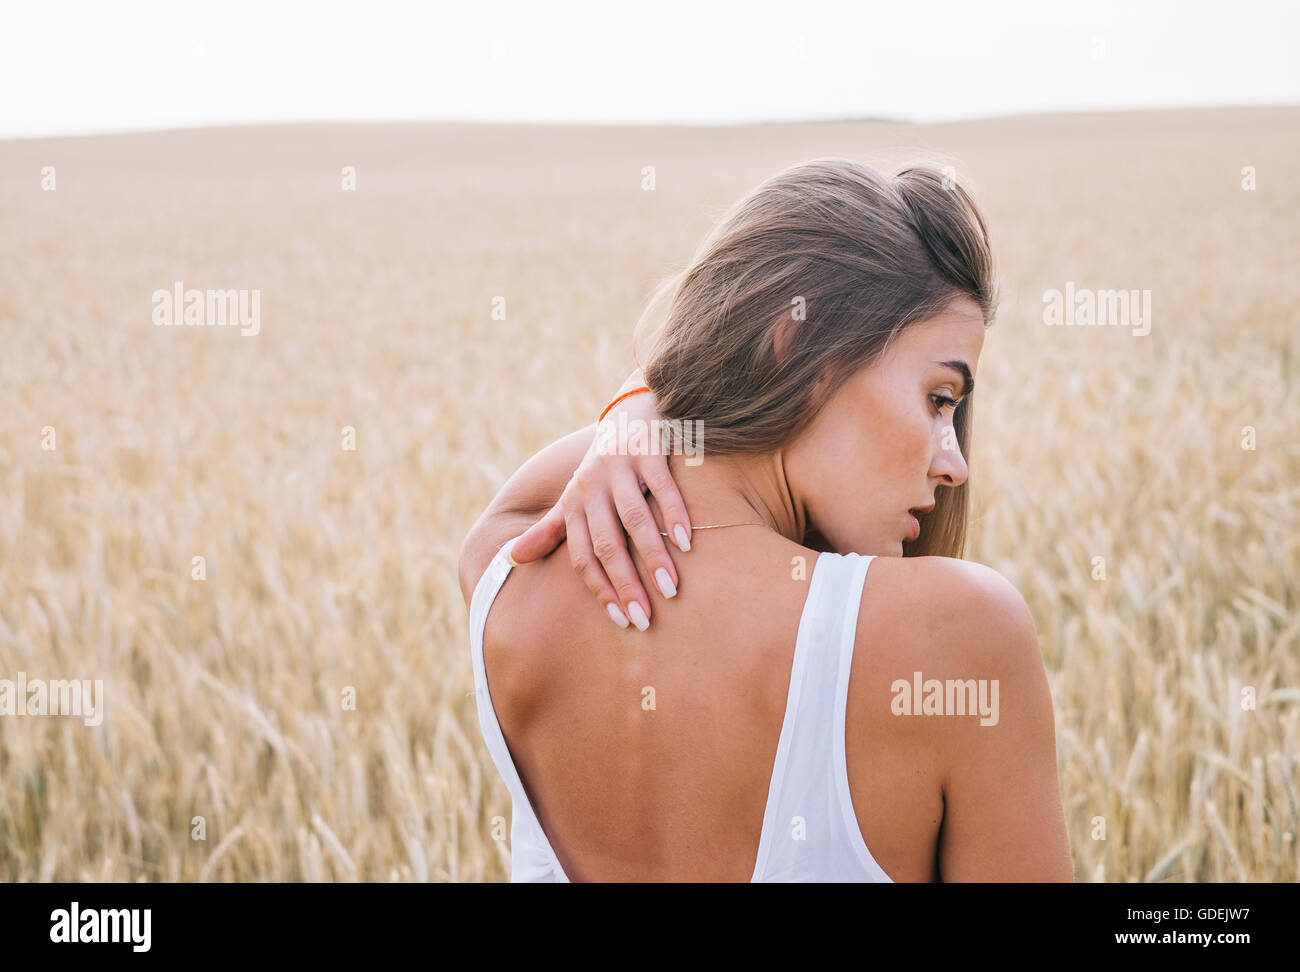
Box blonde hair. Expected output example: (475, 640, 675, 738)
(636, 157, 998, 558)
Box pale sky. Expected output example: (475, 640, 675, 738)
(1, 0, 1297, 138)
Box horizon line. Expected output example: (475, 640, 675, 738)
(3, 100, 1297, 144)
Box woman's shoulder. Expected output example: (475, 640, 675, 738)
(457, 510, 543, 610)
(848, 554, 1050, 776)
(855, 554, 1040, 671)
(862, 553, 1030, 615)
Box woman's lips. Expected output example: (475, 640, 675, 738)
(907, 512, 920, 541)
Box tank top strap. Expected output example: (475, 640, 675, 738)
(751, 549, 891, 881)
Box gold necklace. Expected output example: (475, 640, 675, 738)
(656, 521, 768, 536)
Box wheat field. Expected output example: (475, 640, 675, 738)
(0, 108, 1297, 882)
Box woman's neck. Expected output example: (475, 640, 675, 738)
(643, 450, 809, 546)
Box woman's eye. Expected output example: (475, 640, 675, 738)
(931, 394, 960, 414)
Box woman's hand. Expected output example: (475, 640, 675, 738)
(508, 376, 691, 631)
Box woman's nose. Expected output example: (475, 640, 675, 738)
(932, 437, 968, 487)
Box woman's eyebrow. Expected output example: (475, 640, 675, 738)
(937, 360, 974, 397)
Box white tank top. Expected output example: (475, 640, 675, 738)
(468, 533, 894, 882)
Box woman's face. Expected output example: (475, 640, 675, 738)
(785, 296, 986, 558)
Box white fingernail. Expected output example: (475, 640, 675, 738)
(673, 524, 691, 552)
(627, 602, 649, 631)
(607, 603, 630, 629)
(655, 567, 676, 599)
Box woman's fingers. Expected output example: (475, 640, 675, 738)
(575, 468, 653, 630)
(635, 453, 692, 554)
(507, 500, 565, 565)
(611, 465, 679, 602)
(563, 498, 635, 631)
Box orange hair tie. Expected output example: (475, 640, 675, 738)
(598, 386, 651, 425)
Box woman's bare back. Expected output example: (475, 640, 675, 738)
(480, 524, 954, 882)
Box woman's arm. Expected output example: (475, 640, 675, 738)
(933, 564, 1074, 881)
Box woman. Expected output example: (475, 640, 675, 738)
(458, 157, 1073, 881)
